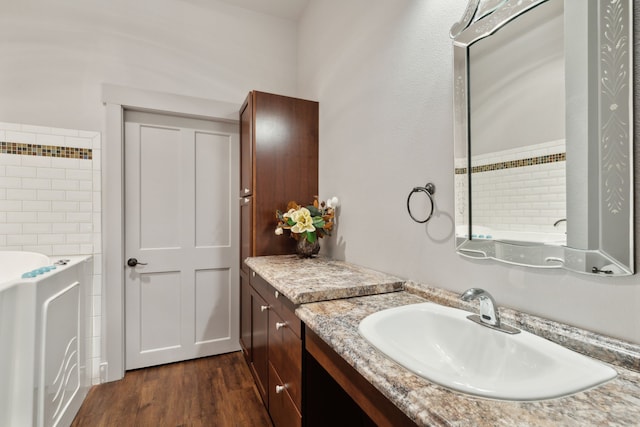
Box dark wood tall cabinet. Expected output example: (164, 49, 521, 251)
(239, 90, 319, 261)
(239, 91, 318, 427)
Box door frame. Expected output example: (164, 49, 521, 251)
(101, 84, 240, 382)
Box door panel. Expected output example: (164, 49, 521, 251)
(240, 96, 253, 197)
(140, 125, 181, 249)
(194, 268, 231, 344)
(240, 196, 252, 273)
(125, 110, 239, 370)
(139, 271, 182, 352)
(195, 131, 231, 248)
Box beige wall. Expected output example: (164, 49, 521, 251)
(0, 0, 299, 132)
(0, 0, 300, 381)
(1, 0, 638, 346)
(298, 0, 640, 344)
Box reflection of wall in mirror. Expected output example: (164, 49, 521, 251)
(455, 139, 566, 237)
(469, 0, 564, 154)
(459, 0, 567, 242)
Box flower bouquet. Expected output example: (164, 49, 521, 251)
(275, 197, 338, 257)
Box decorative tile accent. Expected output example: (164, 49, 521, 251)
(454, 140, 567, 234)
(0, 122, 101, 385)
(0, 141, 92, 160)
(455, 152, 565, 175)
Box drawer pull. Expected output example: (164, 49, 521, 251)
(244, 188, 250, 194)
(252, 272, 256, 277)
(260, 305, 270, 312)
(275, 384, 286, 394)
(275, 290, 280, 299)
(275, 322, 287, 330)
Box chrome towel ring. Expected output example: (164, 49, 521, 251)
(407, 183, 436, 223)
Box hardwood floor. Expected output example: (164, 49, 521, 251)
(71, 351, 273, 427)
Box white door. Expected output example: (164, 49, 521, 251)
(124, 110, 239, 370)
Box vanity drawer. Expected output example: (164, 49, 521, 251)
(277, 295, 302, 338)
(269, 309, 302, 410)
(269, 362, 302, 427)
(250, 270, 301, 338)
(250, 270, 277, 305)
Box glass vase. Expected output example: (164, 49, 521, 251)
(296, 238, 320, 258)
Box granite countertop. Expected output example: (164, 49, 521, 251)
(296, 286, 640, 426)
(244, 255, 404, 304)
(247, 255, 640, 425)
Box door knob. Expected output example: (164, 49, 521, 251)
(127, 258, 148, 267)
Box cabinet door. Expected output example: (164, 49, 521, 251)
(269, 362, 302, 427)
(239, 271, 251, 362)
(252, 92, 319, 257)
(269, 309, 302, 411)
(251, 287, 269, 405)
(240, 196, 252, 274)
(240, 93, 253, 197)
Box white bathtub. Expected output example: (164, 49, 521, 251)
(0, 252, 92, 427)
(455, 226, 566, 245)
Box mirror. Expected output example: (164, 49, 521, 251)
(451, 0, 634, 275)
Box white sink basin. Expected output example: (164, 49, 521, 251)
(358, 302, 617, 401)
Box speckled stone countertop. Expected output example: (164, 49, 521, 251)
(244, 255, 404, 304)
(246, 255, 640, 425)
(297, 284, 640, 426)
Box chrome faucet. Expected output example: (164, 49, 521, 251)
(460, 288, 519, 334)
(460, 288, 500, 326)
(553, 218, 567, 227)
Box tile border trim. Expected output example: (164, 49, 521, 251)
(455, 152, 565, 175)
(0, 141, 93, 160)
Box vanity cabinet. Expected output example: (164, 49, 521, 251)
(245, 269, 303, 427)
(238, 90, 319, 265)
(238, 91, 317, 426)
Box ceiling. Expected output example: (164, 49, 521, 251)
(216, 0, 310, 20)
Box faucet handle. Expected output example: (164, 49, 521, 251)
(460, 288, 520, 334)
(460, 288, 500, 326)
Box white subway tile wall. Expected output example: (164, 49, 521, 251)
(455, 140, 566, 235)
(0, 121, 102, 384)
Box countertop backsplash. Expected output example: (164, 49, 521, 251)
(246, 255, 640, 426)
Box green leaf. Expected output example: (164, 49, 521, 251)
(312, 217, 325, 228)
(307, 205, 322, 216)
(287, 219, 295, 226)
(306, 232, 317, 243)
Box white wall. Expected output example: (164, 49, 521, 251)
(0, 0, 299, 132)
(0, 0, 299, 383)
(0, 122, 102, 383)
(470, 0, 564, 154)
(298, 0, 640, 344)
(1, 0, 638, 352)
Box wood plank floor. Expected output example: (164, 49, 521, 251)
(71, 351, 273, 427)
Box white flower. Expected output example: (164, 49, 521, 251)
(275, 227, 283, 235)
(326, 196, 340, 208)
(291, 207, 316, 233)
(283, 208, 296, 219)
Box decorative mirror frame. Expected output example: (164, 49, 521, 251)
(451, 0, 634, 275)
